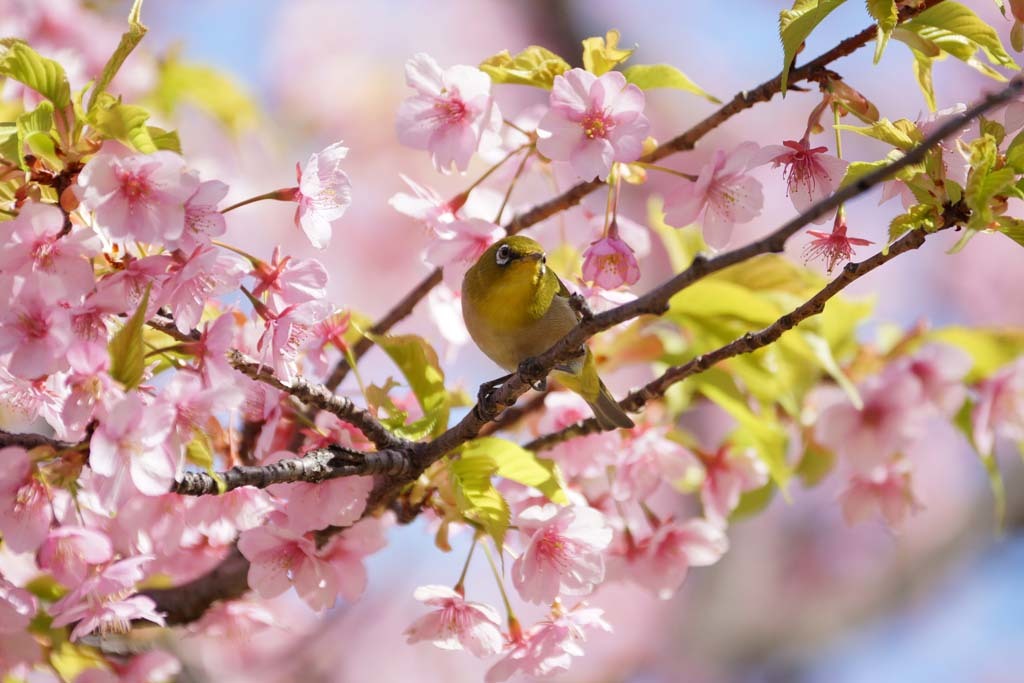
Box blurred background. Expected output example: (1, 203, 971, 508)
(5, 1, 1024, 681)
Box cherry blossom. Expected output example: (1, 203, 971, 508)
(90, 393, 179, 497)
(581, 229, 641, 290)
(972, 358, 1024, 457)
(0, 278, 73, 378)
(250, 245, 329, 310)
(0, 446, 52, 553)
(405, 585, 504, 657)
(537, 68, 649, 181)
(388, 174, 466, 234)
(900, 343, 972, 416)
(626, 519, 728, 599)
(803, 213, 873, 274)
(512, 504, 612, 604)
(76, 145, 199, 246)
(396, 53, 501, 173)
(163, 243, 247, 333)
(179, 179, 229, 251)
(839, 462, 922, 527)
(698, 446, 769, 527)
(427, 283, 471, 352)
(758, 138, 847, 220)
(255, 299, 331, 382)
(317, 516, 389, 602)
(0, 578, 40, 673)
(37, 526, 114, 585)
(664, 142, 764, 248)
(486, 605, 611, 683)
(49, 556, 164, 640)
(611, 426, 696, 502)
(302, 309, 352, 377)
(61, 341, 122, 439)
(536, 392, 621, 479)
(268, 455, 372, 532)
(423, 217, 503, 286)
(294, 141, 352, 249)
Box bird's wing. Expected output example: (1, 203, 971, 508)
(552, 272, 582, 322)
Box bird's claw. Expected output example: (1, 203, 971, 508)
(529, 378, 547, 392)
(475, 373, 512, 422)
(568, 292, 594, 321)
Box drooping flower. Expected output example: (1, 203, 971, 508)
(268, 453, 372, 533)
(317, 517, 388, 603)
(76, 146, 199, 246)
(162, 243, 247, 334)
(90, 393, 178, 496)
(0, 277, 73, 378)
(611, 426, 696, 502)
(0, 446, 52, 553)
(254, 299, 331, 382)
(627, 519, 728, 599)
(49, 556, 164, 640)
(664, 142, 763, 248)
(803, 213, 873, 274)
(512, 504, 612, 604)
(972, 358, 1024, 457)
(581, 229, 641, 290)
(900, 343, 972, 417)
(758, 138, 847, 220)
(485, 605, 611, 683)
(839, 462, 922, 527)
(423, 217, 503, 287)
(698, 446, 769, 527)
(250, 245, 329, 310)
(405, 585, 504, 657)
(537, 68, 649, 181)
(396, 53, 501, 173)
(37, 526, 114, 586)
(179, 179, 230, 252)
(294, 141, 352, 249)
(388, 174, 466, 235)
(302, 309, 352, 377)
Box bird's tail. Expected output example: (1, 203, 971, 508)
(588, 381, 635, 431)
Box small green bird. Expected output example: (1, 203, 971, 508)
(461, 235, 635, 431)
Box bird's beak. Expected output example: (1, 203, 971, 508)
(525, 252, 546, 263)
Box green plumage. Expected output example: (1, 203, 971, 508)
(462, 236, 634, 431)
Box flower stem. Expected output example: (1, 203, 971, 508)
(454, 535, 479, 594)
(462, 143, 531, 199)
(482, 539, 517, 624)
(635, 162, 698, 182)
(221, 188, 297, 214)
(343, 344, 368, 403)
(494, 148, 534, 224)
(503, 119, 531, 137)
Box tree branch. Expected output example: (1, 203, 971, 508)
(319, 0, 947, 390)
(0, 429, 76, 451)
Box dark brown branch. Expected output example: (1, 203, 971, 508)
(0, 429, 76, 451)
(319, 0, 946, 390)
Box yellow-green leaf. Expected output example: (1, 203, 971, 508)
(50, 642, 109, 682)
(902, 1, 1018, 72)
(779, 0, 849, 92)
(929, 326, 1024, 382)
(581, 30, 634, 75)
(463, 437, 568, 504)
(866, 0, 899, 62)
(480, 45, 570, 89)
(803, 332, 862, 408)
(147, 54, 258, 133)
(87, 95, 156, 153)
(87, 0, 147, 112)
(366, 332, 450, 437)
(670, 279, 781, 327)
(147, 125, 182, 153)
(15, 101, 57, 167)
(834, 118, 920, 150)
(185, 428, 215, 472)
(449, 454, 510, 549)
(108, 285, 151, 390)
(621, 63, 720, 103)
(0, 40, 71, 109)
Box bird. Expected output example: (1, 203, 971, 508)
(461, 235, 635, 431)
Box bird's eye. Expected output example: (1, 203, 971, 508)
(495, 244, 511, 266)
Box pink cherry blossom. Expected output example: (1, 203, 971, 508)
(0, 446, 52, 552)
(189, 599, 278, 640)
(628, 519, 728, 599)
(0, 575, 37, 632)
(581, 231, 640, 290)
(77, 146, 199, 245)
(698, 446, 769, 527)
(190, 313, 238, 389)
(37, 526, 114, 585)
(389, 174, 466, 235)
(0, 277, 73, 378)
(0, 201, 98, 303)
(93, 253, 170, 317)
(186, 486, 274, 545)
(427, 283, 470, 352)
(803, 213, 873, 273)
(486, 605, 611, 683)
(405, 585, 504, 657)
(972, 358, 1024, 457)
(423, 217, 503, 286)
(0, 368, 64, 436)
(162, 243, 246, 334)
(268, 453, 372, 532)
(512, 504, 612, 604)
(179, 179, 229, 251)
(61, 341, 122, 439)
(612, 427, 697, 502)
(536, 392, 620, 479)
(49, 556, 163, 640)
(90, 393, 178, 496)
(302, 309, 352, 377)
(396, 53, 501, 173)
(237, 516, 339, 612)
(900, 343, 972, 416)
(537, 68, 649, 181)
(758, 138, 847, 220)
(250, 245, 329, 310)
(318, 516, 389, 602)
(839, 462, 922, 527)
(814, 370, 926, 473)
(255, 299, 331, 382)
(294, 141, 352, 249)
(664, 142, 764, 248)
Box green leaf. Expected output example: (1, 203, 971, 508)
(87, 0, 147, 112)
(449, 453, 510, 549)
(795, 441, 836, 486)
(1005, 129, 1024, 173)
(779, 0, 849, 92)
(87, 95, 156, 153)
(50, 642, 110, 683)
(147, 125, 181, 153)
(147, 54, 258, 133)
(365, 332, 450, 438)
(866, 0, 899, 62)
(729, 482, 776, 521)
(621, 63, 720, 103)
(997, 215, 1024, 248)
(903, 1, 1017, 70)
(463, 437, 568, 504)
(669, 279, 781, 327)
(15, 101, 57, 167)
(581, 30, 634, 75)
(185, 429, 215, 472)
(108, 285, 151, 390)
(889, 203, 940, 242)
(479, 45, 571, 89)
(803, 332, 862, 409)
(25, 575, 67, 602)
(834, 118, 920, 150)
(929, 326, 1024, 382)
(0, 40, 71, 109)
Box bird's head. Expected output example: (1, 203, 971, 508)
(470, 236, 548, 288)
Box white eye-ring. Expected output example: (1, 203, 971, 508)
(495, 244, 512, 265)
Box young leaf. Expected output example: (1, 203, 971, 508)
(15, 101, 57, 167)
(108, 285, 151, 390)
(147, 126, 182, 153)
(463, 437, 568, 505)
(581, 30, 634, 75)
(930, 326, 1024, 382)
(901, 1, 1018, 76)
(779, 0, 849, 92)
(365, 332, 450, 437)
(87, 0, 147, 112)
(866, 0, 899, 63)
(621, 64, 720, 103)
(449, 453, 510, 549)
(834, 118, 920, 150)
(87, 97, 156, 153)
(147, 54, 258, 133)
(0, 40, 71, 109)
(479, 46, 571, 88)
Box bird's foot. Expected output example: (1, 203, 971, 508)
(474, 373, 512, 422)
(517, 357, 546, 389)
(568, 292, 594, 321)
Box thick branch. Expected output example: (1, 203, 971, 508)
(0, 429, 76, 451)
(320, 0, 946, 389)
